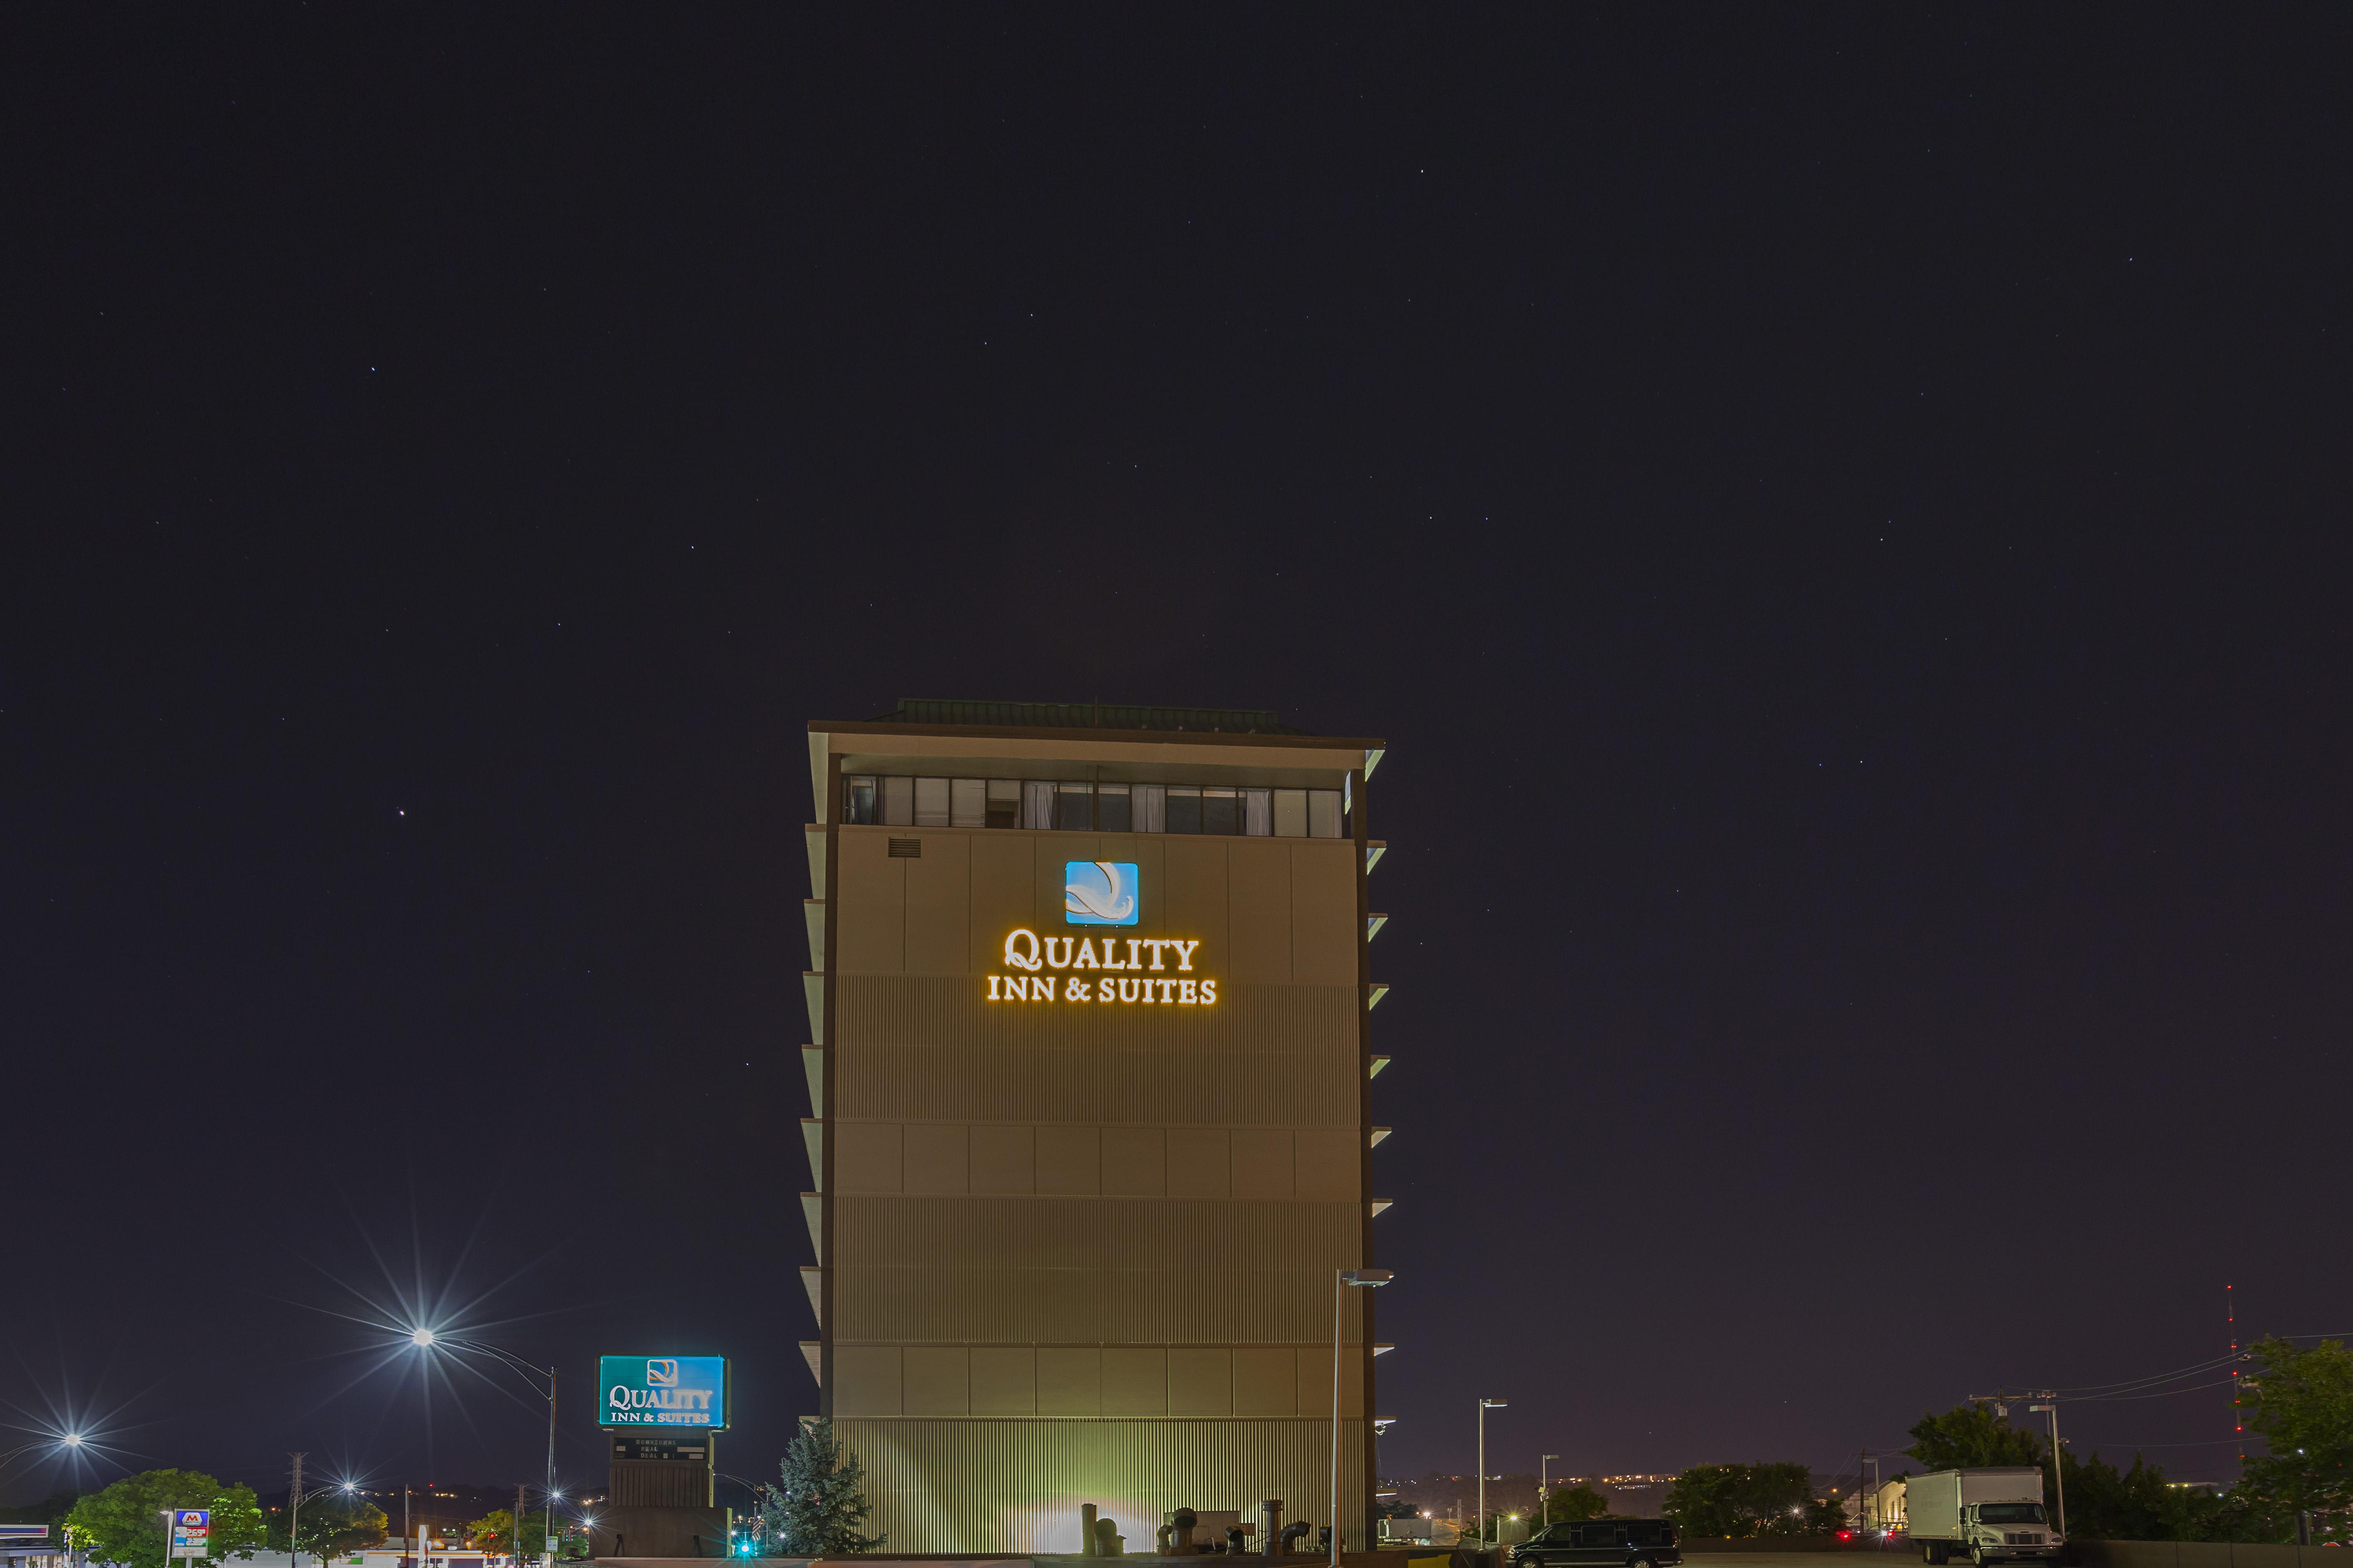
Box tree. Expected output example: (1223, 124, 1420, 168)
(0, 1495, 78, 1530)
(1905, 1401, 2250, 1543)
(2229, 1335, 2353, 1536)
(208, 1486, 268, 1562)
(462, 1510, 544, 1559)
(758, 1417, 885, 1553)
(1538, 1485, 1608, 1523)
(1905, 1404, 2046, 1471)
(274, 1498, 388, 1568)
(68, 1470, 233, 1568)
(2044, 1448, 2223, 1544)
(1661, 1464, 1815, 1539)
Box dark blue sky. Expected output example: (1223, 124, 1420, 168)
(5, 6, 2349, 1507)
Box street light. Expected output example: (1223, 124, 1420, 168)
(402, 1333, 558, 1564)
(1333, 1270, 1395, 1567)
(1478, 1399, 1509, 1553)
(288, 1477, 364, 1568)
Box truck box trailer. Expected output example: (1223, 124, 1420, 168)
(1905, 1468, 2060, 1566)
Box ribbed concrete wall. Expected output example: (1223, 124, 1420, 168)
(834, 1196, 1367, 1344)
(823, 812, 1372, 1553)
(839, 1417, 1369, 1556)
(837, 978, 1360, 1126)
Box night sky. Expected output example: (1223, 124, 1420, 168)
(8, 7, 2351, 1512)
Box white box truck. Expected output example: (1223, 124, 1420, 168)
(1905, 1468, 2061, 1565)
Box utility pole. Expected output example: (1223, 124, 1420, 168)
(289, 1454, 306, 1568)
(2028, 1399, 2066, 1537)
(403, 1490, 411, 1568)
(515, 1486, 526, 1568)
(1969, 1387, 2066, 1537)
(1540, 1457, 1559, 1527)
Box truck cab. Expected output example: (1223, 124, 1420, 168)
(1954, 1501, 2058, 1564)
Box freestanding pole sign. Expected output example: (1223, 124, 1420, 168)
(592, 1355, 731, 1559)
(169, 1512, 210, 1559)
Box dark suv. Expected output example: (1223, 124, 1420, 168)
(1510, 1519, 1681, 1568)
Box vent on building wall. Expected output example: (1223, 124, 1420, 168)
(888, 837, 922, 858)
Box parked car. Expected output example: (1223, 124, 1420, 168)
(1509, 1519, 1681, 1568)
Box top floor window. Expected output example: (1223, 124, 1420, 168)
(841, 776, 1345, 837)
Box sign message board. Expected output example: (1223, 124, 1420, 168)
(597, 1355, 728, 1429)
(170, 1510, 210, 1559)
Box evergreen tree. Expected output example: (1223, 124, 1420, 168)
(758, 1417, 885, 1554)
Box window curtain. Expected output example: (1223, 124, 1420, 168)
(1244, 788, 1272, 836)
(1308, 788, 1343, 838)
(1022, 780, 1056, 830)
(1133, 784, 1166, 833)
(950, 778, 986, 829)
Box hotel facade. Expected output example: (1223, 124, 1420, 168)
(799, 701, 1392, 1553)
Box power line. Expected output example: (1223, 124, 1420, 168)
(2059, 1436, 2253, 1451)
(2071, 1376, 2243, 1404)
(2045, 1351, 2246, 1396)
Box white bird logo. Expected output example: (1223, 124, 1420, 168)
(1065, 861, 1136, 922)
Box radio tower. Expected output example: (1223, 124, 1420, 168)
(2228, 1285, 2243, 1468)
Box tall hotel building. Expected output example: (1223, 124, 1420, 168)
(800, 701, 1392, 1553)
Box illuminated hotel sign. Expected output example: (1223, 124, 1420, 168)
(598, 1354, 730, 1429)
(989, 930, 1214, 1004)
(989, 861, 1216, 1003)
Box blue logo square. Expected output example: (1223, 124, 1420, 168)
(1064, 860, 1139, 925)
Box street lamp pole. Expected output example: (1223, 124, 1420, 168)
(286, 1481, 357, 1568)
(1541, 1457, 1559, 1527)
(1333, 1270, 1394, 1568)
(403, 1333, 557, 1567)
(541, 1366, 556, 1567)
(1477, 1400, 1508, 1551)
